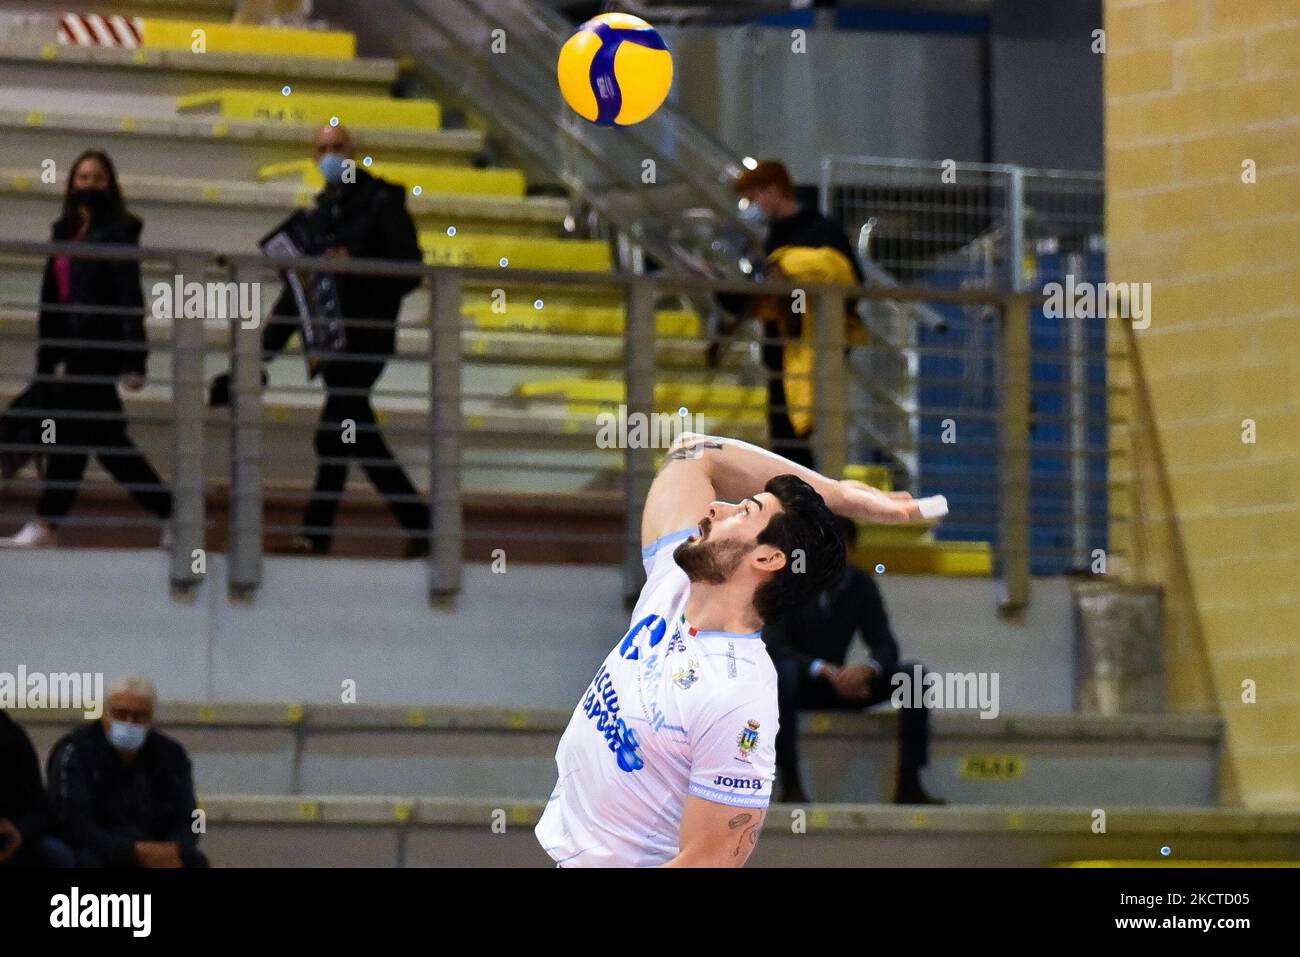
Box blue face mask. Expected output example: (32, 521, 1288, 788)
(318, 152, 348, 186)
(738, 201, 766, 225)
(108, 720, 148, 752)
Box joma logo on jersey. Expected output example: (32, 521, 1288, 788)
(714, 775, 762, 790)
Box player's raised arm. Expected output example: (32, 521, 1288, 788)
(641, 432, 947, 547)
(660, 797, 767, 868)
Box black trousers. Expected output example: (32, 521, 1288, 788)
(36, 379, 172, 527)
(773, 657, 931, 783)
(303, 362, 430, 551)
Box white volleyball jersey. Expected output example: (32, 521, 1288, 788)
(536, 526, 779, 868)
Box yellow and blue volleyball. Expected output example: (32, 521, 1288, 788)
(557, 13, 673, 127)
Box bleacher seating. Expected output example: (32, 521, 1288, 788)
(13, 701, 1297, 867)
(5, 3, 1263, 875)
(0, 7, 757, 517)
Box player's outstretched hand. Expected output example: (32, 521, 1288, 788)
(835, 479, 948, 525)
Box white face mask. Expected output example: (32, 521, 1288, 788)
(108, 719, 148, 752)
(738, 202, 766, 225)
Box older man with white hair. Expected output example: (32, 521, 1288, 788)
(47, 677, 208, 868)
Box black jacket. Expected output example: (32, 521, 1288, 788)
(46, 722, 201, 867)
(0, 711, 51, 846)
(762, 566, 901, 677)
(37, 215, 147, 379)
(765, 205, 866, 284)
(719, 204, 866, 318)
(263, 169, 423, 369)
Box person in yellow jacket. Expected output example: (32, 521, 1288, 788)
(753, 245, 866, 468)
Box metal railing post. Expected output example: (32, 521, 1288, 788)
(168, 256, 207, 591)
(1065, 250, 1089, 568)
(818, 156, 835, 217)
(999, 294, 1032, 615)
(623, 279, 656, 606)
(228, 261, 263, 598)
(427, 268, 463, 603)
(1005, 165, 1027, 293)
(812, 288, 848, 479)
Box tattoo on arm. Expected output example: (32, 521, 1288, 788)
(666, 440, 723, 461)
(728, 813, 753, 829)
(734, 823, 760, 857)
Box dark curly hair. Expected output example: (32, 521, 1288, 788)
(751, 474, 846, 623)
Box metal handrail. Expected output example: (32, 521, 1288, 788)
(0, 238, 1095, 615)
(334, 0, 758, 282)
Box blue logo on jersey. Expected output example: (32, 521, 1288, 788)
(581, 664, 643, 772)
(618, 613, 667, 661)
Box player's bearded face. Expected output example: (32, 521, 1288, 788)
(673, 518, 753, 583)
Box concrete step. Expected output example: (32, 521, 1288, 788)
(178, 88, 440, 131)
(0, 42, 395, 115)
(0, 108, 485, 181)
(258, 158, 527, 198)
(0, 171, 565, 250)
(148, 795, 1300, 866)
(0, 310, 724, 377)
(0, 0, 237, 20)
(15, 704, 1223, 808)
(0, 551, 1082, 709)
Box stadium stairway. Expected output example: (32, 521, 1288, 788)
(0, 5, 766, 532)
(0, 5, 995, 575)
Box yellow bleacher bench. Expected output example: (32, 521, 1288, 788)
(420, 234, 612, 272)
(178, 90, 441, 130)
(141, 18, 355, 58)
(851, 538, 992, 576)
(462, 300, 701, 338)
(258, 158, 525, 197)
(843, 463, 893, 491)
(514, 379, 766, 425)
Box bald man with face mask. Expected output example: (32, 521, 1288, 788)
(46, 678, 208, 868)
(245, 125, 432, 557)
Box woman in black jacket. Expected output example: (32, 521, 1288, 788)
(0, 150, 171, 548)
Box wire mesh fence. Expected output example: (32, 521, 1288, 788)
(820, 156, 1108, 574)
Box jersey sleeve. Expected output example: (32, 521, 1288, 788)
(628, 527, 695, 620)
(686, 688, 779, 810)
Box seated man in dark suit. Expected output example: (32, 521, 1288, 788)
(762, 517, 945, 805)
(0, 710, 74, 867)
(47, 677, 208, 868)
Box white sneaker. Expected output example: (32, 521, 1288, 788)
(0, 521, 56, 548)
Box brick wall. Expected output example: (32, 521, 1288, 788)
(1104, 0, 1300, 807)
